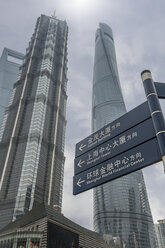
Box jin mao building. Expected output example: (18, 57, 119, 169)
(92, 23, 157, 247)
(0, 14, 68, 229)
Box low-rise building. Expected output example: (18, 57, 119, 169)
(0, 203, 121, 248)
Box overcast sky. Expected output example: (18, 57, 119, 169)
(0, 0, 165, 231)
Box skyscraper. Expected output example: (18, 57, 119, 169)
(155, 220, 165, 248)
(0, 48, 24, 125)
(0, 14, 68, 229)
(92, 23, 157, 247)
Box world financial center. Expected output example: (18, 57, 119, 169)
(92, 23, 157, 247)
(0, 14, 68, 229)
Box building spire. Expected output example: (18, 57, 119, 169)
(51, 10, 56, 19)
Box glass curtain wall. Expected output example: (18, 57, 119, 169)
(92, 23, 157, 248)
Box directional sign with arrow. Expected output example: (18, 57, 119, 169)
(76, 178, 85, 187)
(79, 143, 87, 152)
(74, 118, 155, 175)
(73, 138, 161, 195)
(75, 101, 150, 158)
(77, 159, 85, 168)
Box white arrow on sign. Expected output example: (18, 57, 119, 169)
(77, 159, 85, 167)
(79, 143, 86, 151)
(77, 178, 85, 187)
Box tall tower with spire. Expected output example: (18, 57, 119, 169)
(0, 48, 24, 125)
(0, 14, 68, 229)
(92, 23, 157, 248)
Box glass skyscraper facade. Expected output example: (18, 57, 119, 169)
(0, 14, 68, 229)
(92, 23, 157, 247)
(155, 220, 165, 248)
(0, 48, 24, 125)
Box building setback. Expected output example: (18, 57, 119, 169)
(92, 23, 157, 247)
(155, 220, 165, 248)
(0, 48, 24, 125)
(0, 14, 68, 229)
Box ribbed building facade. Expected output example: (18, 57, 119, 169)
(92, 23, 157, 247)
(0, 14, 68, 230)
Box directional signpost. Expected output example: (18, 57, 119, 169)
(73, 139, 161, 195)
(75, 118, 155, 175)
(73, 70, 165, 195)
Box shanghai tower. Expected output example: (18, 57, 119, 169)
(92, 23, 157, 247)
(0, 14, 68, 229)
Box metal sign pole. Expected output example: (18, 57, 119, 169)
(141, 70, 165, 172)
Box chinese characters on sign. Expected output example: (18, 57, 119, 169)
(87, 122, 120, 147)
(73, 138, 161, 195)
(86, 151, 143, 181)
(75, 118, 155, 175)
(86, 131, 137, 164)
(75, 101, 150, 157)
